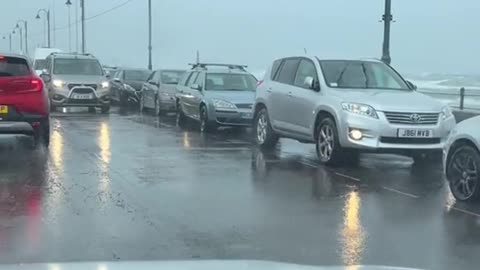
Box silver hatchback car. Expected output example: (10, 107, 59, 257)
(176, 63, 257, 132)
(254, 56, 456, 165)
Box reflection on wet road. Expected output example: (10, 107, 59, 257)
(0, 108, 479, 269)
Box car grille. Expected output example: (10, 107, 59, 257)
(71, 88, 95, 94)
(383, 111, 439, 125)
(68, 83, 98, 90)
(380, 137, 441, 144)
(235, 103, 253, 109)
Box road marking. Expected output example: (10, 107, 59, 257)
(186, 147, 251, 151)
(449, 206, 480, 218)
(382, 186, 419, 199)
(335, 172, 361, 182)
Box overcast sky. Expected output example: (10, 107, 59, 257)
(0, 0, 478, 75)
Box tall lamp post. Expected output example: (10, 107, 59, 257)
(381, 0, 393, 65)
(2, 34, 12, 52)
(148, 0, 152, 70)
(36, 9, 51, 48)
(16, 20, 28, 56)
(65, 0, 72, 52)
(13, 28, 23, 53)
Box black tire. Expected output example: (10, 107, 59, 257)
(315, 117, 344, 165)
(253, 108, 278, 149)
(139, 95, 146, 112)
(50, 104, 56, 112)
(34, 119, 50, 148)
(88, 107, 96, 113)
(200, 105, 216, 133)
(176, 102, 187, 128)
(101, 106, 110, 113)
(119, 93, 128, 107)
(154, 96, 161, 116)
(446, 145, 480, 202)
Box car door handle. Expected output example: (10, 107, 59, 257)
(286, 92, 293, 97)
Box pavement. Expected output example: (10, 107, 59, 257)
(1, 107, 480, 270)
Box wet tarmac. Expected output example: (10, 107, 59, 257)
(0, 107, 480, 269)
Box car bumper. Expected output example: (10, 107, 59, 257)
(337, 111, 456, 152)
(0, 108, 48, 136)
(159, 96, 176, 111)
(50, 87, 111, 106)
(212, 109, 253, 127)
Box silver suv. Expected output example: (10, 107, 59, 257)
(176, 63, 257, 132)
(40, 53, 111, 113)
(254, 56, 456, 165)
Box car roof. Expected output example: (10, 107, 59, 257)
(0, 52, 29, 60)
(50, 53, 98, 60)
(204, 68, 251, 75)
(275, 55, 384, 64)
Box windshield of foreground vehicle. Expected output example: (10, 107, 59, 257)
(53, 59, 103, 75)
(319, 60, 410, 90)
(125, 70, 151, 81)
(33, 59, 46, 70)
(205, 73, 257, 91)
(161, 71, 185, 84)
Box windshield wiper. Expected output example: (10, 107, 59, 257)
(361, 63, 369, 88)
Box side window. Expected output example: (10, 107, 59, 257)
(179, 72, 192, 86)
(153, 71, 162, 83)
(187, 72, 199, 87)
(193, 72, 204, 86)
(275, 58, 300, 85)
(270, 59, 282, 80)
(294, 59, 318, 89)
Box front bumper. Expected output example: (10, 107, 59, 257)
(337, 111, 456, 153)
(211, 109, 253, 127)
(158, 95, 176, 111)
(50, 86, 111, 107)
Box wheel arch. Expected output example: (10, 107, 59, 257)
(313, 107, 339, 140)
(447, 138, 480, 168)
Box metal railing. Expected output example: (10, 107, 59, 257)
(418, 87, 480, 111)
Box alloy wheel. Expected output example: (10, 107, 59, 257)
(449, 149, 479, 201)
(200, 108, 207, 133)
(317, 124, 334, 161)
(256, 113, 267, 144)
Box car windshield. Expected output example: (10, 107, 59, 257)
(205, 73, 257, 91)
(125, 70, 151, 81)
(319, 60, 410, 90)
(0, 56, 30, 77)
(33, 59, 47, 70)
(53, 58, 103, 75)
(161, 71, 185, 84)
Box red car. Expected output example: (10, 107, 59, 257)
(0, 53, 50, 147)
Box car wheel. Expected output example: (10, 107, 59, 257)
(155, 96, 161, 116)
(34, 119, 50, 148)
(254, 108, 278, 149)
(101, 106, 110, 113)
(139, 95, 145, 112)
(447, 145, 480, 202)
(200, 105, 216, 133)
(119, 93, 128, 107)
(316, 117, 343, 165)
(176, 102, 187, 128)
(50, 104, 56, 112)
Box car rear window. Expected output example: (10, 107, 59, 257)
(0, 56, 30, 77)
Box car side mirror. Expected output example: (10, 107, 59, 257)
(406, 80, 417, 90)
(191, 84, 202, 91)
(304, 76, 320, 91)
(105, 72, 111, 79)
(40, 72, 51, 83)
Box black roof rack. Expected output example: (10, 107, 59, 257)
(49, 52, 95, 57)
(188, 63, 248, 71)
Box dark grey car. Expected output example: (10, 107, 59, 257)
(140, 69, 185, 115)
(110, 68, 151, 106)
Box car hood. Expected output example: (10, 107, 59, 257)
(329, 89, 444, 112)
(51, 74, 108, 84)
(0, 260, 423, 270)
(205, 90, 255, 104)
(125, 80, 145, 91)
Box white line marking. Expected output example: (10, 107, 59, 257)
(335, 172, 361, 182)
(186, 147, 251, 151)
(382, 186, 419, 199)
(449, 206, 480, 218)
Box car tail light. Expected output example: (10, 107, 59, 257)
(256, 80, 264, 88)
(30, 78, 43, 92)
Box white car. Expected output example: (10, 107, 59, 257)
(254, 56, 457, 165)
(444, 115, 480, 202)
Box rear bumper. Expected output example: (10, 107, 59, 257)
(0, 122, 34, 135)
(0, 112, 48, 136)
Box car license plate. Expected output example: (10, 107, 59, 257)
(72, 94, 93, 99)
(398, 128, 433, 138)
(241, 112, 253, 119)
(0, 105, 8, 114)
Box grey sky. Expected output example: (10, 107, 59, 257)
(1, 0, 478, 74)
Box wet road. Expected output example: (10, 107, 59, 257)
(1, 108, 480, 270)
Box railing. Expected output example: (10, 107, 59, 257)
(417, 87, 480, 111)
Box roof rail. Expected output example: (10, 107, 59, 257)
(49, 52, 95, 57)
(188, 63, 248, 71)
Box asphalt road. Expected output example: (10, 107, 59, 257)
(1, 107, 480, 270)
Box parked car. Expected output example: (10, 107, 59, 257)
(110, 68, 151, 106)
(253, 56, 456, 165)
(33, 47, 63, 76)
(176, 63, 257, 132)
(444, 116, 480, 202)
(0, 53, 50, 147)
(140, 69, 185, 115)
(40, 52, 111, 113)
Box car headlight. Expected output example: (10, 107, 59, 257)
(342, 102, 378, 119)
(101, 81, 110, 89)
(52, 80, 65, 88)
(441, 106, 453, 119)
(212, 99, 237, 110)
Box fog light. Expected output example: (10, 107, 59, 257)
(349, 129, 363, 140)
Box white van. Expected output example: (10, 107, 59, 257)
(33, 48, 63, 75)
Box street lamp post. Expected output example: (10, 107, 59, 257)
(81, 0, 85, 53)
(148, 0, 152, 70)
(66, 0, 72, 52)
(2, 34, 12, 52)
(381, 0, 392, 65)
(36, 9, 51, 48)
(16, 20, 28, 56)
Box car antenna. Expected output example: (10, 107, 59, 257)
(196, 50, 200, 64)
(304, 48, 308, 55)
